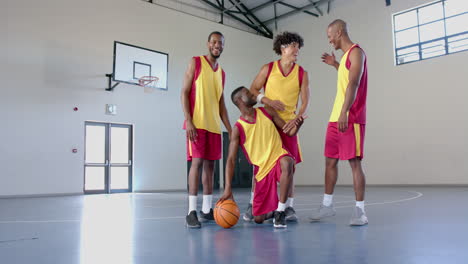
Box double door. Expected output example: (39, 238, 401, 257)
(84, 122, 133, 194)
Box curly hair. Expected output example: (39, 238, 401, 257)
(272, 31, 304, 55)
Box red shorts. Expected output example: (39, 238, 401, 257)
(324, 122, 365, 160)
(252, 155, 291, 216)
(278, 129, 302, 164)
(186, 129, 221, 161)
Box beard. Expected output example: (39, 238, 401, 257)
(210, 50, 222, 59)
(245, 97, 256, 107)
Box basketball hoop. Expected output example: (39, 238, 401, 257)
(138, 76, 159, 93)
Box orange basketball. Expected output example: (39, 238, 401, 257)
(214, 200, 240, 228)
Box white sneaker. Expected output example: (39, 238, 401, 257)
(243, 203, 253, 222)
(349, 206, 368, 226)
(309, 205, 336, 221)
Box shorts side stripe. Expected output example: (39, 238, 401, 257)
(188, 139, 193, 157)
(354, 123, 361, 157)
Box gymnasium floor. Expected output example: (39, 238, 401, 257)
(0, 186, 467, 264)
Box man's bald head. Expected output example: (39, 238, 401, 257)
(328, 19, 348, 35)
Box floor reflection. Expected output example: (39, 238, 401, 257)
(79, 194, 135, 264)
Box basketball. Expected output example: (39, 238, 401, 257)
(214, 200, 240, 228)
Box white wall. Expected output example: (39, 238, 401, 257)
(279, 0, 468, 185)
(2, 0, 466, 197)
(1, 0, 273, 196)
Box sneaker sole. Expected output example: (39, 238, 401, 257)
(243, 215, 253, 222)
(273, 220, 287, 228)
(286, 215, 298, 222)
(273, 224, 287, 228)
(309, 211, 336, 221)
(350, 222, 368, 226)
(350, 220, 368, 226)
(199, 218, 214, 223)
(186, 224, 201, 228)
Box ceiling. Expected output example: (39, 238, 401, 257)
(145, 0, 391, 38)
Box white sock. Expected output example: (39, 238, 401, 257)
(286, 197, 294, 208)
(188, 195, 197, 214)
(277, 202, 286, 212)
(356, 201, 365, 211)
(323, 194, 333, 207)
(249, 192, 254, 204)
(202, 195, 213, 214)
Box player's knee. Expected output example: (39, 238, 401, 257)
(254, 215, 265, 224)
(204, 160, 215, 170)
(191, 158, 204, 168)
(281, 156, 294, 175)
(348, 158, 362, 170)
(325, 158, 338, 170)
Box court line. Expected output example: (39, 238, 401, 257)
(0, 219, 81, 224)
(0, 237, 39, 243)
(141, 199, 357, 209)
(0, 191, 423, 223)
(141, 195, 356, 209)
(296, 191, 423, 211)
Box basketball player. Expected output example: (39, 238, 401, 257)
(309, 19, 369, 226)
(181, 31, 232, 228)
(219, 86, 305, 228)
(245, 31, 310, 222)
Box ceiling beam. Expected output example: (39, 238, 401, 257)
(251, 0, 283, 13)
(198, 0, 273, 38)
(308, 0, 323, 16)
(262, 0, 328, 25)
(232, 0, 273, 37)
(278, 2, 319, 17)
(222, 0, 245, 13)
(227, 0, 256, 25)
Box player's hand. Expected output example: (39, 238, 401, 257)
(218, 189, 233, 203)
(283, 115, 308, 134)
(186, 120, 198, 142)
(264, 97, 285, 111)
(321, 52, 336, 66)
(338, 112, 348, 132)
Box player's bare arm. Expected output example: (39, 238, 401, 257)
(284, 71, 310, 131)
(219, 94, 232, 137)
(218, 126, 240, 202)
(250, 64, 285, 111)
(338, 48, 364, 132)
(181, 58, 197, 141)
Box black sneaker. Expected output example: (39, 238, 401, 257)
(285, 206, 298, 222)
(273, 211, 287, 228)
(199, 208, 214, 222)
(186, 210, 201, 228)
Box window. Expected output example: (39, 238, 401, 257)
(393, 0, 468, 65)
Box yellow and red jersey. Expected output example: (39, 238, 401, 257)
(329, 44, 368, 124)
(184, 55, 225, 134)
(264, 60, 305, 122)
(235, 108, 288, 182)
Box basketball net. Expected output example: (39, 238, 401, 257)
(138, 76, 159, 93)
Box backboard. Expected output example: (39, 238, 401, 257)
(112, 41, 168, 90)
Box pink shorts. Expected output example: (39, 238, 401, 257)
(186, 129, 221, 161)
(324, 122, 365, 160)
(252, 155, 292, 216)
(278, 129, 302, 164)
